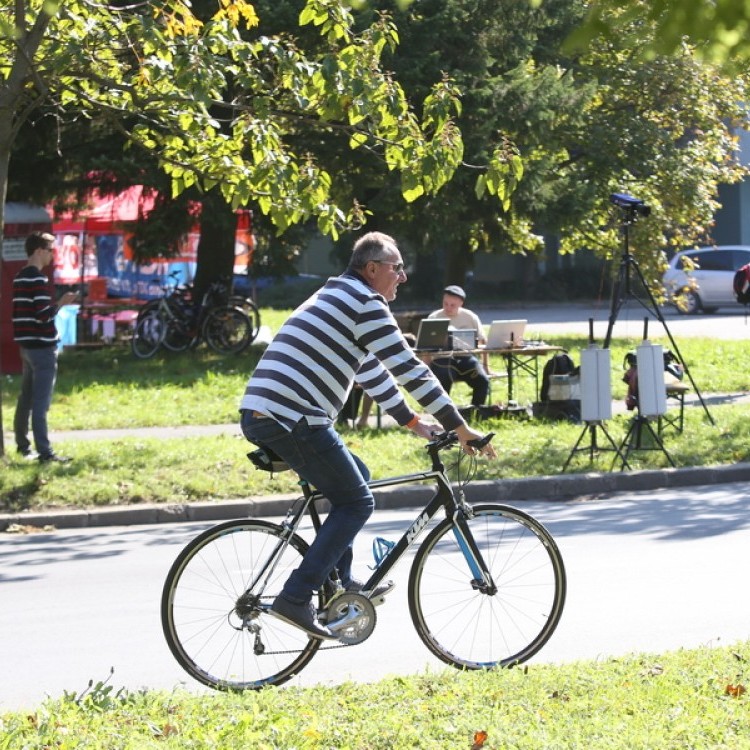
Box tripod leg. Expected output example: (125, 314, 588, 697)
(562, 424, 592, 472)
(604, 258, 628, 349)
(588, 424, 597, 460)
(615, 419, 639, 471)
(641, 419, 676, 467)
(598, 423, 631, 470)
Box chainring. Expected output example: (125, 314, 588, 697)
(323, 592, 377, 645)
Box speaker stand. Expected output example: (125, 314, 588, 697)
(563, 421, 630, 472)
(615, 414, 675, 471)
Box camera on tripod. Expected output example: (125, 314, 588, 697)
(610, 192, 651, 217)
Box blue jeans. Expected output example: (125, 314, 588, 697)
(240, 412, 374, 604)
(14, 346, 59, 457)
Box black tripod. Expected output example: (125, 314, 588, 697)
(603, 196, 713, 426)
(617, 406, 675, 470)
(563, 420, 630, 471)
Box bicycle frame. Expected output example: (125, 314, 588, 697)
(256, 439, 496, 607)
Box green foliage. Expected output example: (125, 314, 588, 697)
(322, 0, 750, 300)
(6, 0, 747, 311)
(0, 0, 520, 242)
(2, 643, 750, 746)
(566, 0, 750, 69)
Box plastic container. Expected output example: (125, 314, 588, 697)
(55, 304, 80, 350)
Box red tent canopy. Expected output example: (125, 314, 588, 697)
(52, 185, 159, 234)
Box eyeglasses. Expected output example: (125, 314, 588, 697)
(373, 260, 405, 273)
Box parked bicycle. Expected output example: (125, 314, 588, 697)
(131, 278, 258, 359)
(161, 431, 566, 691)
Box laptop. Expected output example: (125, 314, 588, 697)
(449, 328, 478, 351)
(415, 318, 450, 351)
(486, 319, 527, 349)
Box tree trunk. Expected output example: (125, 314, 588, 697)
(192, 188, 237, 305)
(0, 123, 12, 456)
(444, 241, 472, 288)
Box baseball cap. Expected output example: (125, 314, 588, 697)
(443, 285, 466, 300)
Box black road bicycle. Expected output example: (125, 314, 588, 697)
(161, 431, 566, 690)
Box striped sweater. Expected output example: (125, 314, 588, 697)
(12, 265, 59, 348)
(240, 272, 463, 432)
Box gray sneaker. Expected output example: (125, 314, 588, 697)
(270, 596, 337, 640)
(345, 578, 395, 600)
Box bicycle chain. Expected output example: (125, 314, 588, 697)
(259, 642, 353, 656)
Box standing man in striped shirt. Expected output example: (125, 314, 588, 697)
(240, 231, 496, 639)
(12, 231, 78, 462)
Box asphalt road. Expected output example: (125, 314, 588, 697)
(2, 481, 750, 712)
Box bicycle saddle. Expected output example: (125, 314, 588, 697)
(247, 447, 290, 473)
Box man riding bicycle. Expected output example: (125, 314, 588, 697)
(240, 231, 496, 639)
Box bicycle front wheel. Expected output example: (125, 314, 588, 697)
(409, 504, 565, 670)
(202, 306, 252, 354)
(161, 519, 322, 690)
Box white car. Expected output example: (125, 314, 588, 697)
(662, 245, 750, 314)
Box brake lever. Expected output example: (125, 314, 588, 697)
(467, 432, 495, 450)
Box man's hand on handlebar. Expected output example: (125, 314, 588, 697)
(408, 418, 496, 459)
(410, 417, 442, 441)
(455, 423, 497, 459)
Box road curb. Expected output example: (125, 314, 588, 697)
(3, 462, 750, 532)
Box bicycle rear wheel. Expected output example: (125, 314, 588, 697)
(161, 519, 322, 690)
(131, 310, 166, 359)
(202, 306, 252, 354)
(408, 504, 565, 670)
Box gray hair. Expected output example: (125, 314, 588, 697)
(348, 231, 398, 271)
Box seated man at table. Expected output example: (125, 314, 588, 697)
(427, 285, 490, 407)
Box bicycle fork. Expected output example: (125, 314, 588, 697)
(451, 509, 498, 596)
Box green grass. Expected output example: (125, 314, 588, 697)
(1, 313, 750, 512)
(2, 643, 750, 748)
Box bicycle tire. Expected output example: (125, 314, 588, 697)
(229, 295, 261, 341)
(161, 519, 323, 690)
(131, 310, 166, 359)
(408, 503, 566, 670)
(135, 299, 160, 323)
(202, 305, 252, 354)
(163, 320, 192, 352)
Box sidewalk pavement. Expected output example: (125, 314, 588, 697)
(3, 389, 750, 532)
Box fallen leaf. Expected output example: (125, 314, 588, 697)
(471, 730, 488, 749)
(725, 684, 746, 697)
